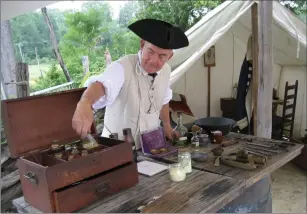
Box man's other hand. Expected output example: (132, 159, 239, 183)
(163, 124, 179, 141)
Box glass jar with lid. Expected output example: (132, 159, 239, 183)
(169, 163, 186, 182)
(178, 151, 192, 174)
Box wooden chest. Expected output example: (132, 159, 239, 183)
(1, 88, 139, 213)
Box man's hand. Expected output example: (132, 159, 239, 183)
(163, 124, 179, 141)
(72, 99, 94, 138)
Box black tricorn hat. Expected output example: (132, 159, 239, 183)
(128, 19, 189, 50)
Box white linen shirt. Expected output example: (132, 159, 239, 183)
(84, 51, 173, 110)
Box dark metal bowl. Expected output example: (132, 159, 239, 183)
(194, 117, 236, 136)
(191, 152, 209, 162)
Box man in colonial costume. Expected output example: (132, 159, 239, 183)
(72, 19, 189, 149)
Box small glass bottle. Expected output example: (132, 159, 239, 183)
(64, 144, 72, 157)
(123, 128, 138, 163)
(81, 150, 88, 157)
(191, 132, 200, 149)
(173, 112, 188, 145)
(50, 140, 61, 157)
(68, 154, 75, 161)
(71, 145, 80, 158)
(51, 140, 59, 150)
(54, 152, 63, 160)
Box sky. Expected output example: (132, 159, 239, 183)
(46, 1, 127, 19)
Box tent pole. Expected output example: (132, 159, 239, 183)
(208, 66, 211, 117)
(251, 2, 273, 138)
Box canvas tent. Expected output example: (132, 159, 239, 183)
(168, 0, 306, 138)
(1, 1, 58, 21)
(1, 1, 305, 137)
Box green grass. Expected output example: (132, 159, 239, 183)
(28, 64, 60, 86)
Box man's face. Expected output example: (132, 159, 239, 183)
(140, 40, 173, 73)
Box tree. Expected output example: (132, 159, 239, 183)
(59, 2, 114, 85)
(10, 9, 67, 63)
(118, 1, 139, 27)
(279, 0, 307, 21)
(137, 0, 222, 32)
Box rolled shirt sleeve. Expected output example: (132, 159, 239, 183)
(163, 82, 173, 105)
(84, 62, 125, 110)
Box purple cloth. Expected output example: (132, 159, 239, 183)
(140, 128, 178, 158)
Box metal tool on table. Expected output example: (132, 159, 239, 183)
(240, 148, 273, 157)
(221, 140, 239, 147)
(219, 153, 258, 170)
(244, 144, 280, 154)
(259, 139, 296, 146)
(245, 142, 287, 152)
(215, 150, 267, 170)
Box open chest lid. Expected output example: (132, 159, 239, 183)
(1, 88, 97, 158)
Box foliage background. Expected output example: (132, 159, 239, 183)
(9, 0, 306, 92)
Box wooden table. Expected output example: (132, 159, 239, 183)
(156, 132, 304, 187)
(12, 133, 303, 213)
(12, 162, 245, 213)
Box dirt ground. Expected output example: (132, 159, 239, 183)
(271, 163, 307, 213)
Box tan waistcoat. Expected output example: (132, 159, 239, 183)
(102, 54, 171, 149)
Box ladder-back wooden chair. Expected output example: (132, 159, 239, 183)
(279, 80, 299, 140)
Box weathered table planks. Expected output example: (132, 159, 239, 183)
(156, 132, 304, 187)
(12, 163, 245, 213)
(11, 133, 303, 213)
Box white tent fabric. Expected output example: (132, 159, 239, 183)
(1, 1, 58, 22)
(168, 0, 307, 138)
(169, 0, 306, 85)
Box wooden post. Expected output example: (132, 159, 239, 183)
(251, 2, 273, 138)
(16, 63, 29, 98)
(82, 56, 89, 76)
(0, 71, 8, 99)
(35, 47, 42, 77)
(204, 46, 216, 117)
(41, 7, 72, 82)
(17, 43, 24, 62)
(105, 48, 112, 66)
(1, 20, 17, 98)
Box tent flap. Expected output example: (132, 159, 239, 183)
(169, 0, 307, 86)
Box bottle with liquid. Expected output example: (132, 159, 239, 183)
(173, 112, 188, 146)
(64, 144, 72, 160)
(71, 145, 80, 159)
(54, 152, 64, 160)
(191, 132, 200, 149)
(123, 128, 138, 163)
(81, 150, 88, 157)
(50, 140, 62, 157)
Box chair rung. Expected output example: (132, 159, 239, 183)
(286, 94, 295, 100)
(285, 104, 294, 110)
(284, 113, 294, 119)
(286, 85, 296, 90)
